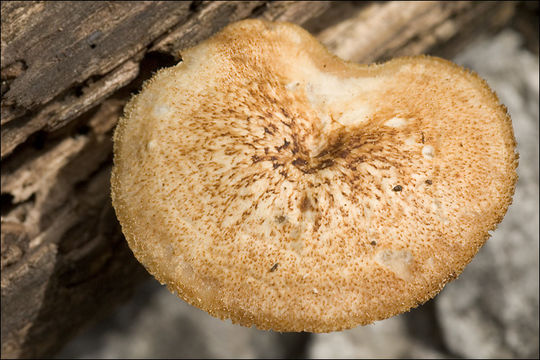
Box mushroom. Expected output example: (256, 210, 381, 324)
(111, 19, 518, 332)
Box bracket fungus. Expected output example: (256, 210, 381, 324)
(111, 20, 518, 332)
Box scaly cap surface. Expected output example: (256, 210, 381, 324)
(111, 19, 518, 332)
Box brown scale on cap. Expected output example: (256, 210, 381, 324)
(111, 19, 518, 332)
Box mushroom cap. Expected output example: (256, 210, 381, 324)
(111, 19, 518, 332)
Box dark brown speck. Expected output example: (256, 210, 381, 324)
(276, 138, 290, 151)
(292, 158, 308, 167)
(299, 194, 313, 212)
(269, 263, 279, 272)
(275, 215, 286, 223)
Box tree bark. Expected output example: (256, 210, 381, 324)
(0, 1, 518, 358)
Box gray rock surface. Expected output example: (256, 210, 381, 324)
(308, 306, 450, 359)
(435, 29, 539, 359)
(57, 279, 308, 359)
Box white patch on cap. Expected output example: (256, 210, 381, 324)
(375, 249, 414, 279)
(153, 105, 171, 117)
(432, 199, 442, 211)
(405, 137, 417, 146)
(384, 117, 406, 128)
(298, 65, 380, 127)
(422, 145, 435, 159)
(336, 106, 371, 126)
(288, 31, 302, 44)
(285, 81, 300, 91)
(147, 140, 157, 150)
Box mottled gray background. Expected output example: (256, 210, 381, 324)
(56, 28, 539, 360)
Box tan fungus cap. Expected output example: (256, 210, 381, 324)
(111, 19, 518, 332)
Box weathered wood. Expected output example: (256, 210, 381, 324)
(0, 1, 518, 358)
(307, 1, 517, 62)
